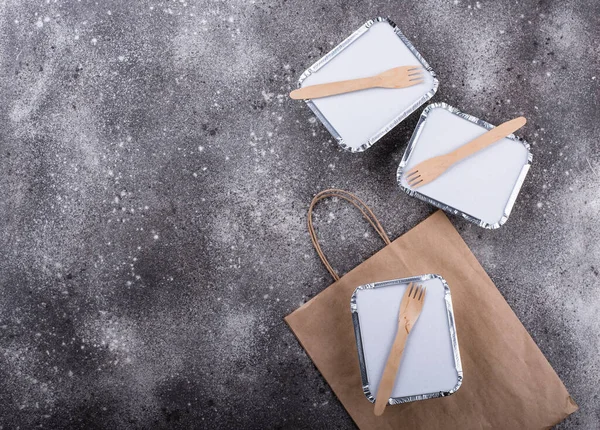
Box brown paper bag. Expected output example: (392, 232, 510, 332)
(285, 189, 577, 429)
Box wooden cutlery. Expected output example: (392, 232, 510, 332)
(374, 282, 426, 416)
(405, 116, 527, 189)
(289, 65, 424, 100)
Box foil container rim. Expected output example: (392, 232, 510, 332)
(396, 102, 533, 229)
(350, 273, 463, 405)
(297, 16, 439, 153)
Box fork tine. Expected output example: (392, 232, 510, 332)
(406, 66, 423, 72)
(407, 282, 414, 298)
(407, 171, 420, 182)
(418, 286, 425, 300)
(406, 168, 419, 178)
(411, 179, 425, 189)
(406, 174, 423, 184)
(409, 177, 424, 188)
(408, 78, 425, 84)
(408, 70, 424, 77)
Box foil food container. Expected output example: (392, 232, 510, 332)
(397, 103, 532, 228)
(297, 17, 438, 153)
(351, 274, 462, 405)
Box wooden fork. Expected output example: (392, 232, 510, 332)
(374, 282, 426, 416)
(405, 116, 527, 189)
(289, 65, 424, 100)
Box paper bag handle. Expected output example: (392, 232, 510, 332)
(308, 189, 391, 281)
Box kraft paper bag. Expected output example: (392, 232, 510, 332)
(285, 189, 577, 429)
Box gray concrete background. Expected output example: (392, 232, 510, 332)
(0, 0, 598, 428)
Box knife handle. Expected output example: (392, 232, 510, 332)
(448, 117, 527, 162)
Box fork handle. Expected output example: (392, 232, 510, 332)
(448, 116, 527, 163)
(373, 326, 409, 416)
(289, 76, 378, 100)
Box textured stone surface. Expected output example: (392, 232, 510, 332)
(0, 1, 598, 428)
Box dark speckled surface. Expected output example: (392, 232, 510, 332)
(0, 1, 598, 428)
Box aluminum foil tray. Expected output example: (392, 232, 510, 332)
(351, 274, 462, 405)
(297, 17, 438, 152)
(397, 103, 532, 228)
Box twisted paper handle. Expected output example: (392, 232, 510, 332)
(307, 189, 391, 281)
